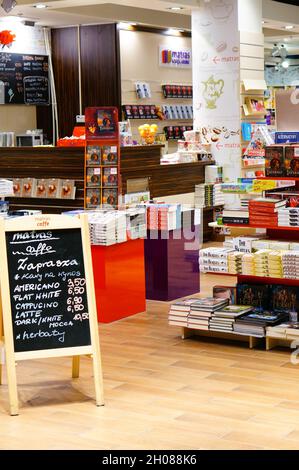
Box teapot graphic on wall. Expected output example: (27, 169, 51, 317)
(202, 76, 224, 109)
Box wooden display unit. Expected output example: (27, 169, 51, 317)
(84, 107, 120, 209)
(182, 327, 262, 349)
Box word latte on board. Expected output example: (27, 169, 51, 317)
(6, 228, 91, 352)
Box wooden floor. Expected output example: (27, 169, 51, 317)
(1, 273, 299, 450)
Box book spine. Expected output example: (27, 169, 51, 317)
(222, 217, 249, 225)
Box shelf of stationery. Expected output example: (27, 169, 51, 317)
(181, 327, 263, 349)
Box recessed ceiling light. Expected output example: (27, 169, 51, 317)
(118, 22, 136, 29)
(168, 6, 184, 11)
(34, 4, 47, 8)
(285, 25, 294, 30)
(166, 28, 183, 35)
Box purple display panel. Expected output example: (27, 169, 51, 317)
(144, 215, 200, 301)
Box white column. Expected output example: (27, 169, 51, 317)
(192, 0, 263, 183)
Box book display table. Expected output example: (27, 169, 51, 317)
(91, 239, 146, 323)
(144, 211, 200, 301)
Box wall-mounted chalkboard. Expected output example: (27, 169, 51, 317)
(0, 52, 49, 105)
(0, 215, 103, 415)
(5, 228, 91, 353)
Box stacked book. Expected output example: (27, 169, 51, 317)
(234, 310, 289, 337)
(241, 253, 255, 275)
(210, 305, 253, 333)
(199, 247, 233, 274)
(267, 251, 283, 278)
(222, 208, 249, 225)
(147, 204, 181, 231)
(88, 211, 127, 246)
(278, 208, 299, 227)
(227, 252, 242, 274)
(282, 251, 299, 279)
(249, 198, 286, 227)
(168, 298, 199, 327)
(188, 297, 229, 330)
(126, 207, 147, 240)
(253, 250, 269, 277)
(267, 323, 299, 341)
(195, 183, 224, 208)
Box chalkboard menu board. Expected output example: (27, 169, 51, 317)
(0, 52, 49, 105)
(5, 228, 91, 352)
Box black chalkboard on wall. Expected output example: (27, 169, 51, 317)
(0, 52, 49, 105)
(5, 228, 91, 352)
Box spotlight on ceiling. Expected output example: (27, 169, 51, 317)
(1, 0, 17, 13)
(271, 43, 288, 59)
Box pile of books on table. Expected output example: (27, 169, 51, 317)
(249, 198, 286, 228)
(146, 204, 181, 231)
(168, 297, 229, 330)
(227, 252, 243, 275)
(199, 247, 233, 274)
(234, 310, 289, 338)
(195, 183, 224, 208)
(88, 211, 127, 246)
(168, 298, 200, 327)
(188, 297, 229, 330)
(278, 207, 299, 227)
(282, 251, 299, 279)
(126, 207, 147, 239)
(267, 322, 299, 341)
(210, 305, 253, 333)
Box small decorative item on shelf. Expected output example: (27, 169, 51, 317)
(122, 105, 162, 120)
(164, 125, 193, 141)
(138, 124, 158, 145)
(162, 84, 193, 99)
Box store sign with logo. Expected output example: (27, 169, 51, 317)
(159, 46, 192, 68)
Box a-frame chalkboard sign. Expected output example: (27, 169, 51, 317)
(0, 214, 104, 415)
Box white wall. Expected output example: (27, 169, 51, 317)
(238, 0, 262, 34)
(120, 29, 192, 149)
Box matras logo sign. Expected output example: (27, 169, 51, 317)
(159, 46, 192, 68)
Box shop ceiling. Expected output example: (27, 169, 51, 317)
(1, 1, 299, 38)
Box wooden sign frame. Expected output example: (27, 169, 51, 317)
(0, 214, 104, 415)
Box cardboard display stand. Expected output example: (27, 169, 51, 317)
(84, 107, 120, 210)
(0, 214, 104, 415)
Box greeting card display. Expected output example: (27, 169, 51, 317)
(85, 107, 120, 209)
